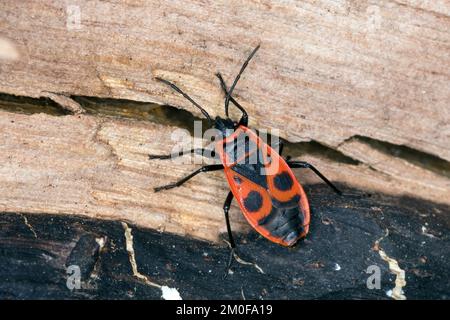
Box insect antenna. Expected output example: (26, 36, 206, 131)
(224, 45, 260, 118)
(155, 77, 213, 124)
(216, 73, 248, 126)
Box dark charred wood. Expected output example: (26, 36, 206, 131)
(0, 185, 448, 299)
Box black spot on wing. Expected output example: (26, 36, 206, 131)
(243, 191, 263, 212)
(274, 171, 293, 191)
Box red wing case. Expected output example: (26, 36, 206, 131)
(217, 126, 310, 246)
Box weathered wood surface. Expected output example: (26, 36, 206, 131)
(1, 186, 449, 299)
(0, 0, 449, 168)
(0, 109, 449, 244)
(1, 1, 449, 301)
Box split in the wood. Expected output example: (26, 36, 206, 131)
(373, 229, 407, 300)
(121, 222, 182, 300)
(18, 213, 37, 238)
(41, 91, 86, 115)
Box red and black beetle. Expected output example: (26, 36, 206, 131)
(150, 45, 341, 264)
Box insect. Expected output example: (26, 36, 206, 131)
(150, 45, 341, 267)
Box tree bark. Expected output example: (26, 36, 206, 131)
(0, 0, 449, 300)
(0, 108, 448, 243)
(0, 0, 449, 165)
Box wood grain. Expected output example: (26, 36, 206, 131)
(0, 0, 449, 166)
(0, 111, 248, 242)
(1, 198, 449, 299)
(0, 109, 448, 243)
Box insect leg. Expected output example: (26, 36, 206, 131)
(223, 191, 236, 248)
(222, 191, 237, 277)
(149, 148, 217, 160)
(278, 141, 284, 155)
(153, 164, 223, 192)
(280, 143, 293, 162)
(222, 191, 265, 277)
(270, 139, 283, 155)
(287, 160, 342, 195)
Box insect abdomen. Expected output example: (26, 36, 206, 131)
(258, 195, 305, 246)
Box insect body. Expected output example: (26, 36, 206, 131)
(150, 45, 341, 262)
(217, 125, 310, 246)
